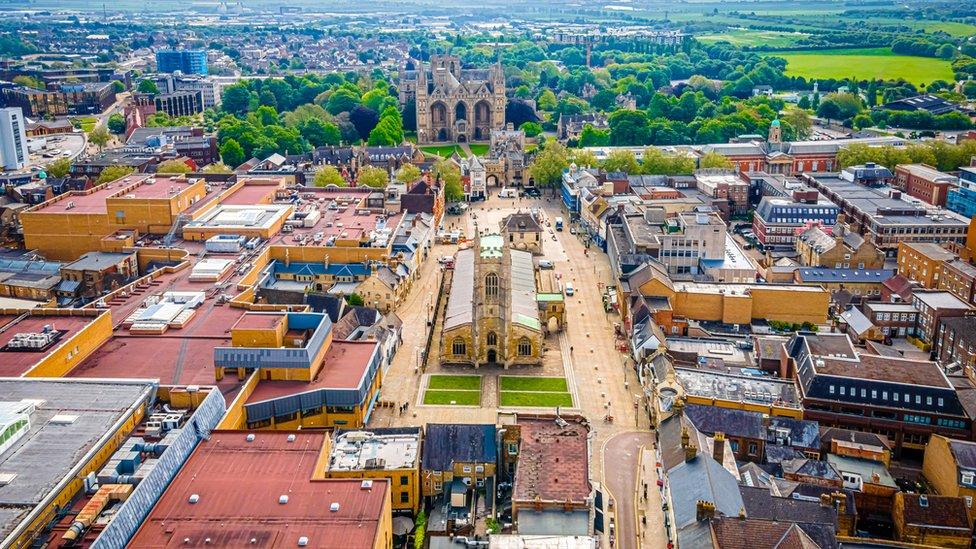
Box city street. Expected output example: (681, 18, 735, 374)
(369, 189, 652, 548)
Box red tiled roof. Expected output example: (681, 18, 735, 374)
(129, 431, 390, 548)
(513, 416, 591, 505)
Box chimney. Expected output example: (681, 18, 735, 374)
(713, 432, 726, 462)
(681, 427, 698, 462)
(831, 492, 847, 514)
(696, 500, 716, 522)
(871, 472, 881, 484)
(820, 493, 832, 507)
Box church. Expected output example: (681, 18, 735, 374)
(400, 55, 506, 144)
(440, 233, 544, 368)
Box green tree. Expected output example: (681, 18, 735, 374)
(395, 163, 421, 184)
(137, 79, 159, 94)
(314, 165, 346, 187)
(107, 113, 126, 134)
(520, 121, 543, 137)
(96, 165, 135, 184)
(89, 126, 110, 151)
(602, 149, 641, 174)
(12, 75, 44, 89)
(300, 119, 341, 147)
(642, 148, 695, 175)
(111, 80, 125, 93)
(434, 160, 464, 202)
(201, 162, 233, 174)
(699, 151, 733, 169)
(326, 88, 361, 115)
(528, 140, 570, 188)
(571, 149, 600, 168)
(157, 159, 192, 174)
(936, 44, 955, 60)
(781, 107, 812, 140)
(817, 93, 862, 122)
(346, 293, 365, 306)
(46, 157, 71, 178)
(221, 83, 254, 115)
(357, 165, 389, 188)
(579, 124, 610, 147)
(536, 89, 557, 111)
(219, 138, 246, 167)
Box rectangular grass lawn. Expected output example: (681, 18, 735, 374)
(420, 145, 466, 158)
(423, 389, 481, 406)
(773, 48, 954, 87)
(499, 392, 574, 407)
(500, 376, 568, 392)
(427, 375, 482, 391)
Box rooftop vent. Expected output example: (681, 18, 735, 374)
(279, 495, 289, 504)
(329, 502, 340, 512)
(50, 414, 78, 425)
(287, 434, 296, 443)
(246, 433, 255, 442)
(298, 537, 309, 547)
(361, 480, 373, 489)
(188, 494, 200, 504)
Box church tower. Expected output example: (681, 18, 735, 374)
(768, 119, 782, 144)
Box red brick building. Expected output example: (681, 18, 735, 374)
(895, 164, 958, 207)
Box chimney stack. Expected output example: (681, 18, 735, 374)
(696, 500, 716, 522)
(713, 432, 726, 463)
(820, 493, 832, 508)
(831, 492, 847, 514)
(681, 427, 698, 462)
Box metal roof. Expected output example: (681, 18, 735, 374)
(444, 248, 475, 331)
(510, 250, 541, 331)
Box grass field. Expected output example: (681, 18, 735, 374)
(498, 376, 572, 408)
(697, 29, 808, 48)
(499, 376, 569, 392)
(773, 48, 955, 86)
(499, 392, 574, 407)
(71, 116, 97, 133)
(423, 390, 482, 406)
(835, 17, 976, 36)
(427, 375, 482, 390)
(420, 143, 490, 158)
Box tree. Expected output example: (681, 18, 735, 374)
(519, 121, 542, 138)
(96, 165, 135, 184)
(349, 106, 380, 141)
(817, 93, 862, 122)
(201, 162, 233, 174)
(579, 124, 610, 147)
(642, 148, 695, 175)
(137, 79, 159, 94)
(434, 160, 464, 202)
(111, 80, 125, 93)
(536, 89, 558, 111)
(528, 140, 570, 188)
(12, 75, 44, 89)
(395, 163, 421, 184)
(936, 44, 955, 60)
(89, 127, 110, 151)
(326, 88, 361, 115)
(107, 113, 126, 134)
(222, 83, 253, 115)
(699, 151, 733, 169)
(602, 150, 641, 174)
(300, 119, 341, 147)
(219, 138, 246, 167)
(781, 107, 812, 140)
(346, 293, 365, 306)
(157, 159, 192, 174)
(314, 165, 346, 187)
(357, 165, 389, 188)
(571, 149, 599, 168)
(46, 157, 71, 178)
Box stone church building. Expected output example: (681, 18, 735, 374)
(440, 233, 543, 367)
(401, 55, 506, 144)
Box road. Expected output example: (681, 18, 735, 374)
(369, 189, 656, 548)
(604, 431, 655, 549)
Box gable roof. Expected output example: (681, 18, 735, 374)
(898, 493, 970, 530)
(711, 517, 825, 549)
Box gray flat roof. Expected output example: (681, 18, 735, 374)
(327, 429, 420, 471)
(0, 378, 155, 542)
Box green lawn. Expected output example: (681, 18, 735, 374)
(499, 376, 568, 392)
(697, 29, 808, 48)
(427, 374, 482, 391)
(423, 389, 482, 406)
(836, 16, 976, 36)
(71, 116, 97, 133)
(772, 48, 955, 86)
(420, 145, 466, 158)
(467, 144, 489, 156)
(499, 392, 574, 408)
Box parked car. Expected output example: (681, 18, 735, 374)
(565, 283, 575, 296)
(538, 259, 554, 269)
(525, 187, 541, 197)
(438, 255, 455, 265)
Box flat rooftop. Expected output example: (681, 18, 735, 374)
(0, 313, 101, 376)
(814, 353, 951, 389)
(186, 204, 292, 231)
(913, 291, 972, 310)
(672, 281, 825, 295)
(32, 174, 198, 214)
(220, 183, 279, 206)
(0, 378, 155, 543)
(513, 416, 590, 505)
(327, 428, 420, 472)
(129, 431, 390, 548)
(246, 340, 378, 404)
(676, 367, 801, 408)
(233, 312, 285, 331)
(269, 196, 403, 247)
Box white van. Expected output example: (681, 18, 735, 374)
(498, 187, 518, 198)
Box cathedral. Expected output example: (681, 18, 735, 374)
(400, 55, 506, 144)
(440, 233, 543, 368)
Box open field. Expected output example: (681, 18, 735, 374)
(773, 48, 955, 86)
(697, 29, 808, 48)
(427, 374, 482, 390)
(833, 17, 976, 36)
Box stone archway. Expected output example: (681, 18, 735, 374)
(487, 349, 497, 363)
(474, 100, 491, 141)
(431, 101, 449, 142)
(486, 174, 499, 187)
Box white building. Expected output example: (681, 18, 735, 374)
(0, 107, 29, 171)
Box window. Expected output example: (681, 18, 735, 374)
(840, 386, 846, 395)
(452, 338, 466, 356)
(938, 398, 944, 407)
(486, 332, 497, 346)
(748, 442, 758, 455)
(462, 465, 472, 473)
(926, 396, 933, 406)
(508, 442, 518, 455)
(434, 481, 443, 491)
(963, 472, 974, 485)
(730, 440, 740, 452)
(518, 337, 532, 356)
(400, 492, 410, 503)
(475, 465, 485, 473)
(829, 385, 835, 394)
(485, 273, 499, 298)
(400, 476, 409, 486)
(966, 496, 973, 509)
